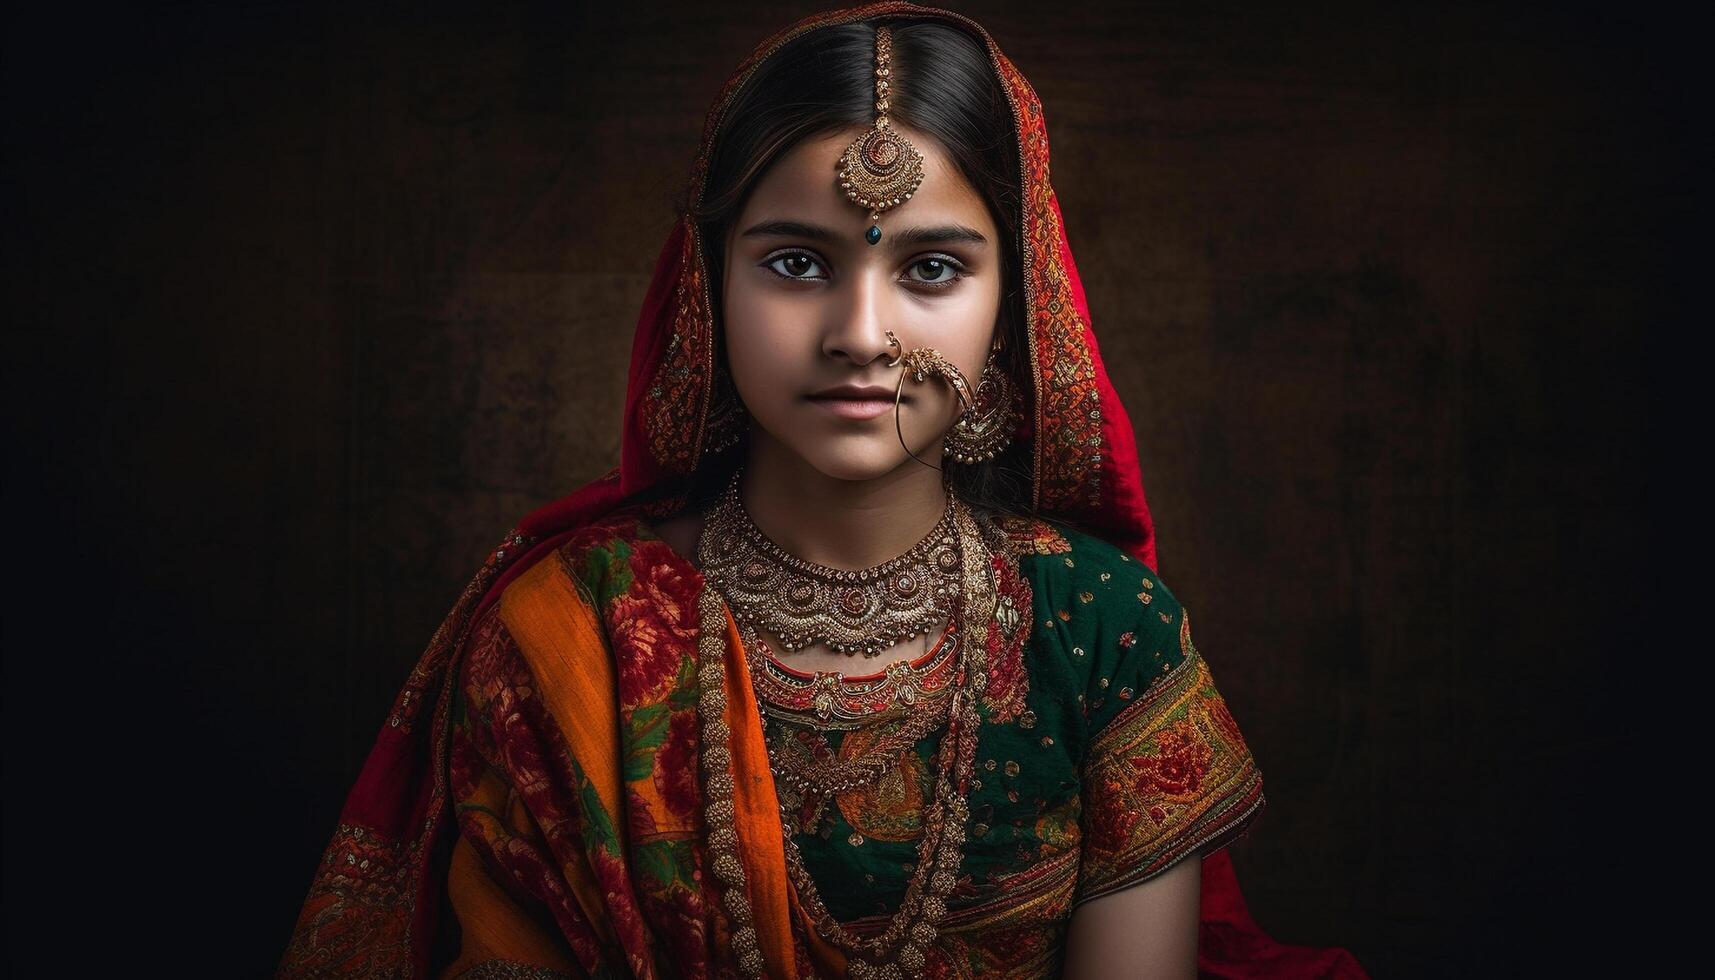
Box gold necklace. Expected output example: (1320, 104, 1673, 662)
(698, 467, 962, 657)
(764, 662, 953, 799)
(744, 500, 995, 979)
(695, 478, 999, 979)
(764, 699, 948, 834)
(751, 611, 972, 979)
(747, 620, 961, 729)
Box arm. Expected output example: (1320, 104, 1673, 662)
(1060, 855, 1202, 980)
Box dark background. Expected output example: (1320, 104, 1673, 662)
(4, 1, 1672, 975)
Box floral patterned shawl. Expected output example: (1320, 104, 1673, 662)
(277, 3, 1367, 977)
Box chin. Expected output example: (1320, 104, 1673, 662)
(795, 438, 931, 483)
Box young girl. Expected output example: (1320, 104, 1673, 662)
(279, 4, 1365, 977)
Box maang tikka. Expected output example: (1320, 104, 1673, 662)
(838, 24, 925, 246)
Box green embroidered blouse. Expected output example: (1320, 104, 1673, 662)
(764, 509, 1267, 976)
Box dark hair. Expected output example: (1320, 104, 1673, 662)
(676, 17, 1037, 522)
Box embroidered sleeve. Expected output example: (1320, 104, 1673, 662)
(1074, 570, 1267, 905)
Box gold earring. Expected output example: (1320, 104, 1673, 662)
(941, 338, 1017, 464)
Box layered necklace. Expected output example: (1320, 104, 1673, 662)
(694, 468, 998, 980)
(699, 467, 962, 657)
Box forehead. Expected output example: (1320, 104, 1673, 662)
(737, 123, 995, 234)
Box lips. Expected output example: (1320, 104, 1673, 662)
(806, 382, 912, 421)
(809, 384, 902, 400)
(807, 393, 899, 420)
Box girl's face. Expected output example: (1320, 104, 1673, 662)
(721, 123, 1004, 483)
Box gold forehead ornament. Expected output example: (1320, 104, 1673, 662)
(837, 24, 926, 246)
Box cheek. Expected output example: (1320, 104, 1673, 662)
(943, 286, 1003, 383)
(722, 288, 809, 398)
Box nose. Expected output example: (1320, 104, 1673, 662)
(820, 266, 897, 368)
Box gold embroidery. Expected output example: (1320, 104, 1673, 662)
(995, 514, 1073, 555)
(1077, 647, 1266, 905)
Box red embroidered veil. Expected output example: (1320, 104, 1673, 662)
(279, 3, 1367, 976)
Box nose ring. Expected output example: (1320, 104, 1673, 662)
(885, 330, 974, 412)
(883, 330, 977, 474)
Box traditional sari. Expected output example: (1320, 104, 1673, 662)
(278, 3, 1368, 977)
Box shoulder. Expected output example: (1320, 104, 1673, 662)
(983, 510, 1148, 570)
(983, 511, 1181, 620)
(978, 511, 1193, 731)
(987, 510, 1078, 557)
(492, 503, 679, 615)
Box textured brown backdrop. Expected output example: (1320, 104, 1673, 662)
(4, 1, 1668, 974)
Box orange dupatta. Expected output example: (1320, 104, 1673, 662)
(436, 548, 812, 978)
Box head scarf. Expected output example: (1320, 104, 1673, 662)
(281, 4, 1365, 977)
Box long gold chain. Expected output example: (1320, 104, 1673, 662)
(697, 490, 997, 979)
(746, 621, 975, 979)
(754, 499, 993, 979)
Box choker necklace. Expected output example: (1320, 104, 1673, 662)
(698, 467, 963, 657)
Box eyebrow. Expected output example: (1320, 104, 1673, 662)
(739, 219, 989, 248)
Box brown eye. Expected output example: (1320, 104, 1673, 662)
(906, 256, 964, 287)
(765, 252, 826, 280)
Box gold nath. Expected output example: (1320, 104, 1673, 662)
(838, 24, 926, 246)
